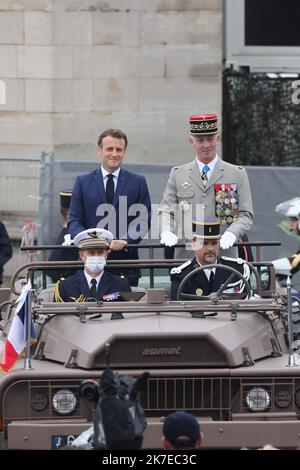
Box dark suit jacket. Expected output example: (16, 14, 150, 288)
(68, 167, 151, 283)
(170, 257, 248, 300)
(54, 270, 131, 303)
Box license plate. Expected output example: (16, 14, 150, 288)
(51, 434, 78, 449)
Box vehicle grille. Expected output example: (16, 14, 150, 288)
(2, 376, 300, 434)
(141, 376, 232, 420)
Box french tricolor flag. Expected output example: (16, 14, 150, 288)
(0, 280, 36, 373)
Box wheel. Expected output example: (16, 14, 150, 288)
(176, 263, 252, 301)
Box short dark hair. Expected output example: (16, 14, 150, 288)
(97, 128, 128, 148)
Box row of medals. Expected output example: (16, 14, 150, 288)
(215, 190, 238, 225)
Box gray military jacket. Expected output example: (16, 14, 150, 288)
(159, 158, 254, 258)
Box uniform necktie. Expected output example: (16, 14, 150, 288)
(201, 164, 210, 183)
(208, 270, 215, 291)
(90, 278, 97, 299)
(106, 174, 114, 204)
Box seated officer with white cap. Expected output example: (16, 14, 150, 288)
(54, 228, 131, 304)
(170, 218, 250, 300)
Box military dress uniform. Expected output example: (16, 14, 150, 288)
(170, 256, 250, 301)
(54, 227, 131, 303)
(160, 158, 253, 259)
(54, 270, 131, 303)
(47, 190, 78, 283)
(159, 114, 253, 259)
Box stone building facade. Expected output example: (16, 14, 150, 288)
(0, 0, 222, 164)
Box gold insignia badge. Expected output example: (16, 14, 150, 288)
(70, 294, 87, 302)
(89, 231, 99, 238)
(196, 288, 203, 296)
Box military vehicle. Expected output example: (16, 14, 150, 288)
(1, 257, 300, 450)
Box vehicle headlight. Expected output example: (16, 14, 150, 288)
(52, 389, 77, 415)
(246, 387, 270, 411)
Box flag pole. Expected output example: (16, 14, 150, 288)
(23, 288, 33, 370)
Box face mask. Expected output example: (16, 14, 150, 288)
(85, 256, 106, 273)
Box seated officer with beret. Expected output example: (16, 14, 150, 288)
(170, 218, 250, 300)
(54, 228, 131, 303)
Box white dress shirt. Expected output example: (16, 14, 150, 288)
(101, 166, 120, 191)
(196, 154, 219, 181)
(84, 271, 104, 291)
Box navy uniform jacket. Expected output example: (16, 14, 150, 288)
(47, 227, 79, 283)
(54, 270, 131, 303)
(68, 167, 151, 285)
(170, 256, 250, 300)
(0, 221, 12, 284)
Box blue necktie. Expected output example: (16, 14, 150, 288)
(106, 174, 114, 204)
(201, 165, 210, 182)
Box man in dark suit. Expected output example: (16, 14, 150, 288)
(170, 218, 250, 300)
(68, 128, 151, 286)
(54, 228, 131, 308)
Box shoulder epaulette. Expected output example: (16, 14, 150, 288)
(221, 256, 244, 265)
(291, 253, 300, 269)
(170, 259, 192, 274)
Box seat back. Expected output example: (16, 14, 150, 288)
(38, 286, 55, 302)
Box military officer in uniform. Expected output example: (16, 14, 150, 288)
(54, 228, 131, 306)
(272, 198, 300, 284)
(159, 114, 254, 258)
(170, 218, 250, 300)
(47, 190, 78, 283)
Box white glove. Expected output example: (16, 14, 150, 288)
(248, 293, 262, 301)
(71, 425, 94, 449)
(220, 231, 236, 249)
(272, 257, 291, 276)
(160, 231, 178, 247)
(61, 234, 74, 246)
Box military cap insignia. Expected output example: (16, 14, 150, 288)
(89, 231, 100, 238)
